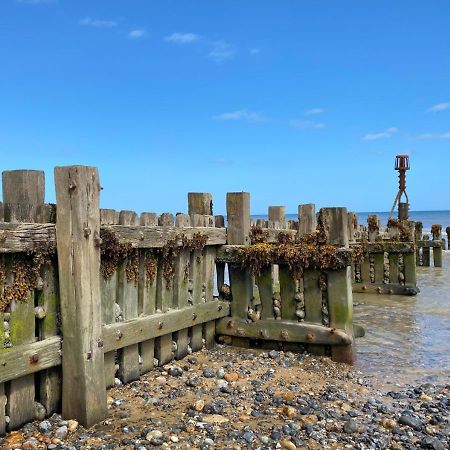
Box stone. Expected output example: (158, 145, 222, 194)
(39, 420, 52, 433)
(193, 399, 205, 412)
(399, 414, 422, 429)
(283, 406, 297, 418)
(34, 401, 47, 421)
(146, 430, 163, 440)
(280, 438, 297, 449)
(420, 436, 445, 450)
(343, 419, 361, 433)
(55, 425, 68, 439)
(380, 418, 397, 429)
(67, 419, 79, 432)
(224, 373, 239, 382)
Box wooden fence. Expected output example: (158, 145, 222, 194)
(0, 166, 357, 433)
(348, 214, 419, 295)
(414, 222, 443, 267)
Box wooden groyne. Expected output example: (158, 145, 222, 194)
(0, 166, 359, 433)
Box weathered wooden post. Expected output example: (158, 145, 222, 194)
(347, 212, 357, 243)
(432, 225, 443, 267)
(2, 170, 44, 429)
(268, 206, 286, 229)
(298, 203, 316, 236)
(321, 208, 355, 364)
(226, 193, 252, 347)
(446, 227, 450, 251)
(403, 222, 417, 286)
(422, 235, 431, 267)
(54, 166, 107, 427)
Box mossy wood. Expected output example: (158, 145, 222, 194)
(215, 318, 351, 346)
(103, 301, 230, 352)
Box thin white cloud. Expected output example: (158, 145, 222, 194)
(305, 108, 325, 116)
(165, 32, 200, 44)
(250, 48, 260, 55)
(208, 41, 235, 64)
(213, 110, 264, 123)
(128, 29, 148, 39)
(426, 102, 450, 113)
(79, 17, 117, 28)
(290, 119, 325, 129)
(417, 132, 450, 140)
(363, 127, 398, 141)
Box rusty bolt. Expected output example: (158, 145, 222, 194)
(280, 330, 289, 340)
(139, 231, 144, 241)
(98, 339, 104, 348)
(29, 354, 39, 364)
(68, 182, 77, 191)
(260, 329, 268, 338)
(227, 319, 235, 328)
(218, 304, 223, 311)
(237, 328, 245, 336)
(306, 333, 315, 342)
(116, 330, 122, 341)
(192, 313, 197, 320)
(158, 321, 164, 329)
(362, 285, 367, 291)
(83, 227, 91, 238)
(87, 351, 92, 360)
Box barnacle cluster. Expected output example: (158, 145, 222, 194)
(414, 221, 423, 241)
(387, 219, 414, 242)
(431, 224, 442, 240)
(250, 226, 269, 244)
(0, 247, 55, 313)
(367, 215, 379, 233)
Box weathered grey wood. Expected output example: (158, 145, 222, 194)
(257, 267, 274, 320)
(352, 282, 419, 295)
(100, 209, 118, 387)
(3, 172, 42, 430)
(103, 301, 230, 353)
(303, 270, 326, 356)
(188, 214, 205, 352)
(298, 204, 316, 236)
(173, 213, 190, 359)
(0, 270, 5, 434)
(36, 203, 61, 416)
(373, 253, 384, 283)
(360, 257, 371, 284)
(422, 236, 431, 266)
(188, 193, 213, 215)
(215, 317, 352, 346)
(433, 245, 443, 268)
(155, 213, 174, 365)
(117, 211, 140, 383)
(350, 242, 415, 254)
(0, 223, 56, 253)
(403, 253, 417, 285)
(138, 212, 158, 373)
(321, 207, 354, 364)
(279, 266, 297, 320)
(215, 216, 226, 295)
(2, 170, 44, 206)
(0, 336, 62, 384)
(389, 254, 399, 284)
(268, 206, 286, 229)
(203, 215, 216, 349)
(54, 165, 107, 427)
(347, 212, 357, 242)
(101, 224, 226, 248)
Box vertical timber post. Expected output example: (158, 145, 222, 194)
(2, 170, 44, 429)
(432, 226, 443, 268)
(298, 204, 316, 236)
(321, 208, 355, 364)
(54, 166, 107, 427)
(226, 193, 252, 347)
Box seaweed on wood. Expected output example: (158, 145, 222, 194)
(0, 247, 56, 312)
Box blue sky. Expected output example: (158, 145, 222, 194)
(1, 1, 449, 215)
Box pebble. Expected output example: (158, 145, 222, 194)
(399, 413, 422, 429)
(55, 425, 68, 439)
(280, 438, 297, 449)
(39, 420, 52, 433)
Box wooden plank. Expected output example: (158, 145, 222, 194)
(321, 208, 354, 364)
(298, 204, 315, 236)
(350, 242, 415, 254)
(103, 301, 230, 353)
(3, 171, 43, 431)
(203, 215, 216, 349)
(352, 282, 419, 296)
(433, 245, 443, 268)
(138, 212, 158, 374)
(215, 317, 351, 346)
(100, 209, 118, 387)
(279, 266, 297, 320)
(189, 214, 205, 352)
(117, 211, 140, 383)
(173, 214, 190, 360)
(0, 223, 56, 253)
(0, 336, 62, 384)
(36, 203, 60, 416)
(100, 225, 226, 248)
(360, 257, 371, 284)
(403, 253, 417, 286)
(215, 216, 226, 297)
(0, 256, 5, 434)
(417, 240, 443, 248)
(155, 213, 175, 365)
(388, 254, 399, 284)
(256, 266, 274, 320)
(373, 253, 384, 284)
(303, 270, 326, 355)
(54, 165, 107, 427)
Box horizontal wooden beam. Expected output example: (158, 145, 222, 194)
(263, 228, 297, 243)
(352, 282, 419, 296)
(0, 223, 227, 253)
(416, 240, 443, 248)
(215, 317, 352, 346)
(215, 244, 353, 267)
(101, 225, 227, 248)
(0, 222, 55, 253)
(103, 301, 230, 352)
(0, 336, 61, 384)
(351, 241, 414, 254)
